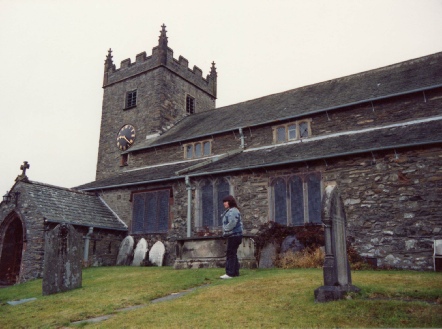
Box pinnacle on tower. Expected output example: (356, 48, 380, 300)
(104, 48, 115, 71)
(158, 24, 168, 48)
(210, 61, 217, 78)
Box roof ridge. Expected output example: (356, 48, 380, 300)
(26, 180, 95, 196)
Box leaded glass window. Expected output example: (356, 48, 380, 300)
(271, 173, 322, 226)
(274, 120, 311, 143)
(289, 175, 304, 225)
(131, 189, 170, 234)
(198, 178, 231, 228)
(203, 141, 211, 156)
(288, 124, 297, 140)
(184, 141, 212, 159)
(274, 178, 287, 225)
(195, 143, 202, 157)
(186, 145, 193, 159)
(299, 121, 309, 138)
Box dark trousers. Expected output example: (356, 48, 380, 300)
(226, 235, 242, 277)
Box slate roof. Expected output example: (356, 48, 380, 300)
(78, 118, 442, 191)
(19, 181, 127, 231)
(128, 51, 442, 152)
(77, 159, 207, 190)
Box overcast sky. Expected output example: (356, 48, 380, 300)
(1, 0, 441, 196)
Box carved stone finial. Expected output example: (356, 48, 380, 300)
(104, 48, 114, 70)
(16, 161, 30, 182)
(158, 24, 168, 48)
(210, 61, 217, 78)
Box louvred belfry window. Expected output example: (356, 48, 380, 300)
(126, 90, 137, 109)
(131, 189, 171, 234)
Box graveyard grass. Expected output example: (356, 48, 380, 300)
(0, 267, 441, 328)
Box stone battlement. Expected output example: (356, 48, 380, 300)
(103, 25, 217, 97)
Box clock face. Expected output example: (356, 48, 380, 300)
(116, 124, 136, 151)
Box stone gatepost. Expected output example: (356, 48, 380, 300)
(42, 223, 82, 295)
(314, 184, 360, 302)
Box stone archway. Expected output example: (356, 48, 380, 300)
(0, 214, 24, 285)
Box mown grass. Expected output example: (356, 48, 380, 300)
(0, 267, 441, 328)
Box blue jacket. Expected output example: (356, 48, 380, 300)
(222, 207, 243, 237)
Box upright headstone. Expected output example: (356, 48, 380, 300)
(116, 236, 134, 265)
(314, 184, 360, 302)
(258, 242, 278, 268)
(149, 241, 166, 266)
(42, 223, 82, 295)
(132, 238, 148, 266)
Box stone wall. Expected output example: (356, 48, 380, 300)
(97, 50, 216, 181)
(0, 187, 46, 283)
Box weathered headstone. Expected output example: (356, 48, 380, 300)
(42, 223, 82, 295)
(280, 235, 304, 254)
(149, 241, 166, 266)
(132, 238, 148, 266)
(258, 242, 278, 268)
(314, 184, 360, 302)
(116, 235, 134, 265)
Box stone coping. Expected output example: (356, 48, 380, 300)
(175, 234, 255, 242)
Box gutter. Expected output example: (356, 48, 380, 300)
(185, 176, 192, 238)
(83, 227, 94, 264)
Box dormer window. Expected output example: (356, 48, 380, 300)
(125, 90, 137, 109)
(273, 120, 311, 143)
(184, 140, 211, 159)
(186, 95, 195, 114)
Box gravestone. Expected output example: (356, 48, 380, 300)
(149, 241, 166, 266)
(280, 235, 304, 254)
(258, 242, 278, 268)
(42, 223, 82, 295)
(314, 184, 360, 302)
(116, 235, 134, 265)
(132, 238, 148, 266)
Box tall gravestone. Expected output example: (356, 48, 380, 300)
(314, 184, 360, 302)
(42, 223, 82, 295)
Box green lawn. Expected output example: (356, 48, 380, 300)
(0, 267, 441, 328)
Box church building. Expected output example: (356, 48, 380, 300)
(1, 25, 441, 284)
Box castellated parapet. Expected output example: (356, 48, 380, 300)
(103, 24, 217, 98)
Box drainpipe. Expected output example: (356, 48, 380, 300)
(185, 176, 192, 238)
(83, 226, 94, 264)
(239, 127, 245, 149)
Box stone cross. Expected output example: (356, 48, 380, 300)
(314, 184, 360, 302)
(15, 161, 30, 182)
(20, 161, 30, 175)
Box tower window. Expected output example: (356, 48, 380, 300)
(186, 95, 195, 114)
(125, 90, 137, 109)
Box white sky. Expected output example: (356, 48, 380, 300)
(1, 0, 441, 196)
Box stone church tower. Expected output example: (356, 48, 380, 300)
(96, 24, 217, 180)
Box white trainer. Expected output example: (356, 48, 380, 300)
(220, 274, 233, 279)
